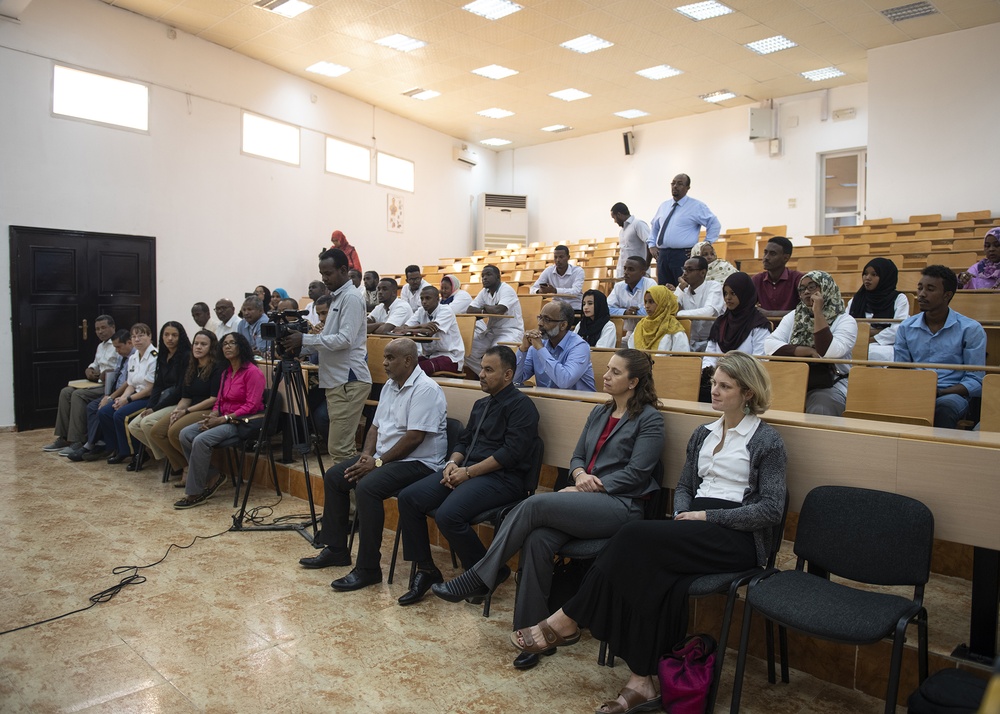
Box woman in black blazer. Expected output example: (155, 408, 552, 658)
(431, 348, 664, 669)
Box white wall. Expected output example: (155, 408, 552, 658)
(867, 22, 1000, 221)
(504, 84, 869, 247)
(0, 0, 497, 427)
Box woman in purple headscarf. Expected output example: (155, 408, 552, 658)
(959, 228, 1000, 289)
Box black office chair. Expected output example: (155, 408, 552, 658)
(730, 486, 933, 714)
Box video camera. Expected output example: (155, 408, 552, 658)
(261, 309, 311, 358)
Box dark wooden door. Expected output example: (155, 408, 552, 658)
(9, 226, 156, 431)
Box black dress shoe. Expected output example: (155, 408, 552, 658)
(125, 451, 150, 472)
(299, 548, 351, 569)
(331, 568, 382, 592)
(107, 453, 128, 464)
(513, 648, 556, 670)
(397, 569, 443, 606)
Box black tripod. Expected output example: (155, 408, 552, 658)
(230, 353, 324, 542)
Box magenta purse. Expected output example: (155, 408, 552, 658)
(657, 633, 717, 714)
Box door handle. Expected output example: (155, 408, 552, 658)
(80, 318, 88, 341)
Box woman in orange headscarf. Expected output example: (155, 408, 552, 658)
(628, 285, 691, 352)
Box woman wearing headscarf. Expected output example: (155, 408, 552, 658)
(439, 275, 473, 314)
(269, 288, 289, 312)
(627, 285, 690, 352)
(958, 227, 1000, 290)
(765, 270, 857, 416)
(703, 272, 772, 370)
(575, 289, 617, 348)
(847, 258, 909, 361)
(690, 241, 737, 283)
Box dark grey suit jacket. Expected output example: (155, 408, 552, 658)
(569, 402, 663, 500)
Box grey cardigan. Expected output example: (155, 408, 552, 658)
(674, 419, 787, 566)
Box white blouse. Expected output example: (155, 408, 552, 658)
(702, 326, 770, 370)
(845, 293, 910, 362)
(574, 321, 618, 349)
(695, 413, 762, 503)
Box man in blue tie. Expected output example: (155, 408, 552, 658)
(647, 174, 721, 287)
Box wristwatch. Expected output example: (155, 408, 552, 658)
(374, 457, 383, 468)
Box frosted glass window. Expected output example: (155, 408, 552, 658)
(241, 112, 300, 165)
(376, 152, 414, 192)
(326, 137, 371, 181)
(52, 65, 149, 131)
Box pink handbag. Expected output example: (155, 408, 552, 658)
(657, 634, 717, 714)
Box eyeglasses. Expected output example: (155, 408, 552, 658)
(797, 283, 819, 295)
(536, 314, 564, 324)
(221, 340, 237, 347)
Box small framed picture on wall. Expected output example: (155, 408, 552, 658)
(387, 194, 404, 233)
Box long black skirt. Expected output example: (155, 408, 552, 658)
(562, 502, 756, 676)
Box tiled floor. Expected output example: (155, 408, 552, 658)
(0, 429, 943, 713)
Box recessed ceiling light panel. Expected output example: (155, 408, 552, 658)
(881, 1, 937, 22)
(549, 88, 591, 102)
(746, 35, 797, 55)
(472, 64, 519, 80)
(541, 125, 572, 132)
(560, 34, 614, 54)
(255, 0, 313, 18)
(480, 138, 512, 146)
(477, 107, 514, 119)
(701, 90, 736, 103)
(463, 0, 522, 20)
(402, 88, 440, 100)
(675, 1, 733, 21)
(636, 64, 683, 80)
(801, 66, 845, 82)
(614, 109, 649, 119)
(306, 61, 350, 78)
(376, 34, 426, 52)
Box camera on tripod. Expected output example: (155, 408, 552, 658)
(261, 309, 311, 358)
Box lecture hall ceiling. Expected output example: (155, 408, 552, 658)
(102, 0, 1000, 149)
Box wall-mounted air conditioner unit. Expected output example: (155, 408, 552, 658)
(477, 193, 528, 250)
(454, 145, 478, 166)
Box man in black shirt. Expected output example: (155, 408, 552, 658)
(395, 346, 540, 606)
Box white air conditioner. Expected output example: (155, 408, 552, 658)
(454, 145, 478, 166)
(477, 193, 528, 250)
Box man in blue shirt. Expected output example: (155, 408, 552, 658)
(647, 173, 721, 287)
(894, 265, 987, 429)
(237, 296, 271, 356)
(514, 300, 595, 391)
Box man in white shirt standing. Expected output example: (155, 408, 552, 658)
(530, 245, 585, 311)
(611, 203, 650, 279)
(466, 265, 524, 375)
(394, 285, 465, 375)
(368, 278, 414, 334)
(675, 256, 725, 352)
(400, 265, 431, 311)
(608, 256, 658, 342)
(213, 298, 243, 339)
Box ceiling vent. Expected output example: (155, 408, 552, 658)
(881, 2, 937, 22)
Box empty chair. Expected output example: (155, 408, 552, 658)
(843, 365, 937, 426)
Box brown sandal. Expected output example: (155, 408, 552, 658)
(594, 686, 660, 714)
(509, 619, 581, 654)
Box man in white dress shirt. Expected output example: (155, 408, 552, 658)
(213, 298, 243, 339)
(530, 245, 585, 311)
(675, 256, 725, 352)
(394, 285, 465, 375)
(303, 280, 330, 325)
(190, 302, 219, 338)
(611, 203, 650, 279)
(368, 278, 414, 334)
(608, 256, 658, 341)
(466, 265, 524, 375)
(400, 265, 431, 311)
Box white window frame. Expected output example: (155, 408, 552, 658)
(376, 151, 415, 193)
(325, 136, 371, 183)
(818, 148, 867, 234)
(51, 64, 150, 134)
(241, 111, 300, 166)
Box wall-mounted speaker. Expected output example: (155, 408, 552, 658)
(623, 131, 635, 155)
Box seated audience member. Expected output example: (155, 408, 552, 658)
(303, 280, 330, 325)
(237, 296, 271, 356)
(703, 272, 771, 371)
(611, 202, 650, 279)
(309, 295, 332, 333)
(253, 285, 271, 310)
(508, 352, 786, 714)
(765, 271, 857, 416)
(675, 256, 725, 351)
(466, 265, 525, 375)
(276, 297, 299, 312)
(515, 300, 595, 391)
(846, 258, 909, 361)
(396, 346, 539, 597)
(269, 288, 289, 312)
(368, 278, 414, 334)
(349, 269, 366, 305)
(895, 265, 987, 428)
(175, 333, 264, 509)
(149, 330, 223, 483)
(576, 289, 617, 348)
(329, 229, 362, 272)
(297, 338, 447, 590)
(432, 350, 662, 673)
(958, 227, 1000, 290)
(190, 302, 219, 337)
(127, 322, 192, 471)
(530, 245, 585, 310)
(362, 271, 380, 313)
(44, 314, 118, 454)
(97, 323, 158, 464)
(440, 274, 473, 315)
(394, 286, 465, 375)
(401, 265, 431, 311)
(214, 298, 242, 338)
(627, 286, 691, 352)
(691, 241, 737, 283)
(68, 330, 135, 461)
(609, 256, 657, 341)
(752, 237, 804, 315)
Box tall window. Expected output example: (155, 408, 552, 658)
(376, 151, 414, 192)
(326, 137, 371, 182)
(819, 149, 867, 233)
(52, 65, 149, 132)
(241, 112, 300, 165)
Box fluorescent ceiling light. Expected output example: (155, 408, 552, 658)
(615, 109, 649, 119)
(306, 61, 350, 78)
(746, 35, 797, 55)
(636, 64, 683, 80)
(255, 0, 313, 18)
(477, 107, 514, 119)
(881, 1, 937, 22)
(701, 90, 736, 103)
(541, 124, 572, 132)
(480, 138, 512, 146)
(560, 34, 614, 54)
(675, 1, 733, 21)
(402, 88, 440, 100)
(802, 66, 845, 82)
(463, 0, 522, 20)
(549, 88, 591, 102)
(376, 34, 426, 52)
(472, 64, 519, 80)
